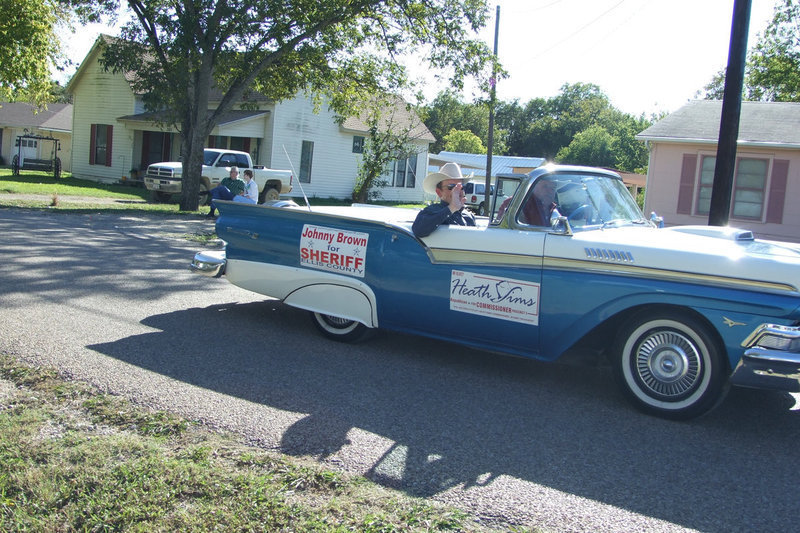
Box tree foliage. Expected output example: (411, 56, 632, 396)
(72, 0, 495, 210)
(442, 128, 485, 153)
(421, 90, 506, 154)
(424, 83, 653, 173)
(351, 96, 428, 203)
(0, 0, 68, 105)
(555, 125, 615, 168)
(701, 0, 800, 102)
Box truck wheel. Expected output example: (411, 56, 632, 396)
(478, 202, 486, 216)
(261, 186, 280, 202)
(611, 310, 728, 420)
(198, 182, 210, 206)
(310, 312, 372, 342)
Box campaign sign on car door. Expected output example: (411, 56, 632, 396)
(450, 270, 540, 325)
(300, 225, 368, 277)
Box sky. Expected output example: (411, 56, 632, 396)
(56, 0, 779, 117)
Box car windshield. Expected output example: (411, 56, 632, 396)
(490, 171, 646, 230)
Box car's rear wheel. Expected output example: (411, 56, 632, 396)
(310, 312, 372, 342)
(477, 202, 486, 216)
(612, 310, 728, 420)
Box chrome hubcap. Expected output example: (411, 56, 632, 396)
(635, 331, 701, 398)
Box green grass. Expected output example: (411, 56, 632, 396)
(0, 168, 426, 213)
(0, 168, 147, 199)
(0, 355, 512, 532)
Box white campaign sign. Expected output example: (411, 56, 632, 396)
(450, 270, 540, 325)
(300, 224, 369, 277)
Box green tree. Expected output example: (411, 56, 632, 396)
(748, 0, 800, 101)
(442, 128, 486, 153)
(555, 125, 616, 168)
(701, 0, 800, 102)
(74, 0, 494, 211)
(351, 96, 427, 203)
(0, 0, 68, 105)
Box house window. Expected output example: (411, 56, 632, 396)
(229, 137, 248, 152)
(695, 156, 716, 215)
(299, 140, 314, 183)
(389, 154, 418, 188)
(695, 156, 767, 219)
(352, 136, 365, 154)
(406, 153, 417, 188)
(90, 124, 113, 166)
(208, 135, 228, 149)
(394, 159, 406, 187)
(732, 159, 767, 219)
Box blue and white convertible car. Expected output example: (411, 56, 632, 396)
(193, 165, 800, 419)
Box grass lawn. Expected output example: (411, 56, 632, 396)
(0, 168, 426, 213)
(0, 356, 511, 532)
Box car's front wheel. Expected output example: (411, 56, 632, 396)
(612, 310, 728, 420)
(310, 312, 372, 342)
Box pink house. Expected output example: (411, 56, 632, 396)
(636, 100, 800, 243)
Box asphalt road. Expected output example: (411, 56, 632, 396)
(1, 208, 798, 532)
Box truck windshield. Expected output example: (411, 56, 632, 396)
(203, 150, 218, 166)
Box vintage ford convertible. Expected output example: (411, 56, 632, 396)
(192, 165, 800, 419)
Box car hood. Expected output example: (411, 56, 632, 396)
(549, 224, 800, 293)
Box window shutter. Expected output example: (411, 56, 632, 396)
(677, 154, 697, 215)
(208, 136, 215, 148)
(765, 159, 789, 224)
(89, 124, 96, 165)
(105, 125, 113, 166)
(243, 138, 251, 153)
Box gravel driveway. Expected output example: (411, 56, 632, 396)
(1, 208, 798, 532)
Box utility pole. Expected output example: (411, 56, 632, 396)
(708, 0, 751, 226)
(484, 5, 500, 217)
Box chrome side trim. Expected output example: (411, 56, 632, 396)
(427, 251, 797, 293)
(428, 248, 540, 266)
(544, 257, 798, 294)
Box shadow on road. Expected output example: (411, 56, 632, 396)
(89, 299, 799, 533)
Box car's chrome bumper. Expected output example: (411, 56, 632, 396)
(190, 250, 227, 277)
(730, 324, 800, 392)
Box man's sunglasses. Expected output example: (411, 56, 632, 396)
(446, 183, 461, 190)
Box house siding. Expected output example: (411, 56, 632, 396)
(70, 53, 137, 184)
(68, 39, 430, 201)
(269, 94, 429, 201)
(644, 142, 800, 243)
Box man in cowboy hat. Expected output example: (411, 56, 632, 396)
(412, 162, 476, 238)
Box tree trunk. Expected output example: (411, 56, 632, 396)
(178, 59, 215, 212)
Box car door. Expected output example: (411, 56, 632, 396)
(375, 223, 547, 359)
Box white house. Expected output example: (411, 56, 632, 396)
(0, 102, 73, 172)
(66, 35, 435, 201)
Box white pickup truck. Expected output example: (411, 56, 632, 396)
(144, 148, 293, 203)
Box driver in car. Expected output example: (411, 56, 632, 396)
(519, 178, 558, 225)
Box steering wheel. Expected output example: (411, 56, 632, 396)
(567, 204, 593, 224)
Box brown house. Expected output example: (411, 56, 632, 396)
(637, 100, 800, 243)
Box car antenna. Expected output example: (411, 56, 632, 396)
(282, 145, 311, 211)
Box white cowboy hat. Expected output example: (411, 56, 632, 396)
(422, 162, 473, 194)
